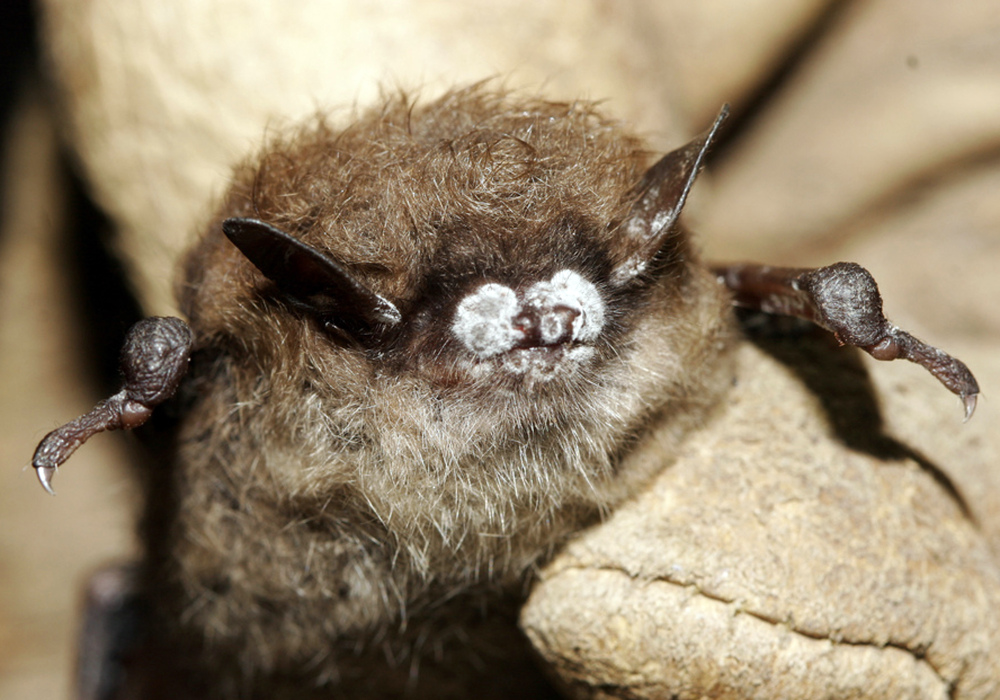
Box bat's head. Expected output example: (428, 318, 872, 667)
(180, 87, 732, 470)
(175, 86, 736, 565)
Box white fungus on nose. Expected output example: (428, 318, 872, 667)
(522, 269, 605, 344)
(451, 283, 521, 357)
(452, 270, 605, 358)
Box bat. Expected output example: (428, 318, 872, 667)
(31, 86, 978, 699)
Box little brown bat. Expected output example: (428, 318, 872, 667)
(32, 86, 978, 699)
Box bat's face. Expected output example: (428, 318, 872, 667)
(390, 212, 639, 402)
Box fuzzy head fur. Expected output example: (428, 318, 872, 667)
(161, 85, 735, 688)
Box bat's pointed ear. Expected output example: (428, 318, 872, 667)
(611, 105, 729, 286)
(222, 217, 401, 332)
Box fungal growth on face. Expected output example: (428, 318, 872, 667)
(28, 86, 978, 698)
(451, 268, 606, 380)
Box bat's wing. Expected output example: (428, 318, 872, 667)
(31, 316, 192, 493)
(713, 261, 979, 419)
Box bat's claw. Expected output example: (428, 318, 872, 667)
(37, 465, 56, 495)
(963, 393, 978, 423)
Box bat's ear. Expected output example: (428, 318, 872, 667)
(222, 217, 401, 333)
(611, 105, 729, 286)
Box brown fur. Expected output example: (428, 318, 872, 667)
(143, 85, 735, 697)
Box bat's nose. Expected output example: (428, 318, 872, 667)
(513, 305, 580, 348)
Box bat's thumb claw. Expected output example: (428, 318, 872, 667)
(36, 465, 56, 495)
(963, 393, 978, 423)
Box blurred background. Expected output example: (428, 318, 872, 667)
(1, 1, 997, 697)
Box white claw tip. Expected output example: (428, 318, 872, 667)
(963, 393, 978, 423)
(36, 466, 56, 495)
